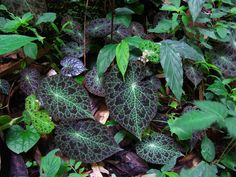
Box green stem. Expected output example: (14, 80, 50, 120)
(215, 139, 235, 163)
(0, 117, 22, 131)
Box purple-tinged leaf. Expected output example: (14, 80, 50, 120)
(61, 42, 88, 58)
(0, 79, 10, 95)
(184, 65, 203, 87)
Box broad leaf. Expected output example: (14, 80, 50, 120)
(188, 0, 206, 22)
(40, 149, 62, 177)
(164, 40, 204, 61)
(194, 101, 228, 120)
(0, 35, 37, 55)
(61, 42, 87, 59)
(84, 67, 105, 97)
(6, 125, 40, 154)
(23, 42, 38, 60)
(139, 40, 160, 63)
(20, 68, 41, 96)
(116, 40, 129, 78)
(29, 111, 55, 135)
(60, 56, 87, 77)
(0, 79, 10, 95)
(25, 95, 40, 112)
(96, 44, 117, 77)
(184, 65, 203, 87)
(136, 134, 182, 164)
(213, 55, 236, 77)
(201, 136, 215, 162)
(168, 111, 222, 140)
(36, 75, 93, 121)
(160, 41, 183, 100)
(148, 19, 172, 33)
(55, 120, 122, 163)
(224, 117, 236, 138)
(180, 161, 217, 177)
(104, 61, 158, 139)
(36, 12, 56, 25)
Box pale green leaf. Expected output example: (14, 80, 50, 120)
(116, 40, 129, 79)
(23, 42, 38, 59)
(0, 35, 37, 55)
(224, 117, 236, 138)
(36, 12, 56, 25)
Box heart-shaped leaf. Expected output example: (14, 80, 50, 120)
(61, 42, 87, 58)
(184, 65, 203, 87)
(84, 67, 105, 97)
(6, 125, 40, 154)
(20, 68, 41, 96)
(104, 61, 158, 139)
(60, 56, 87, 77)
(36, 75, 93, 121)
(213, 55, 236, 77)
(55, 120, 122, 163)
(136, 134, 182, 164)
(0, 79, 10, 95)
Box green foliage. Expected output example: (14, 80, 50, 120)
(224, 117, 236, 138)
(168, 101, 229, 140)
(104, 61, 158, 139)
(201, 136, 215, 162)
(213, 55, 236, 77)
(36, 75, 93, 121)
(96, 44, 117, 77)
(6, 125, 40, 154)
(55, 120, 121, 163)
(25, 94, 40, 112)
(23, 42, 38, 59)
(136, 134, 182, 164)
(180, 161, 218, 177)
(36, 12, 56, 25)
(116, 40, 130, 79)
(0, 79, 10, 95)
(0, 34, 37, 55)
(184, 65, 203, 87)
(139, 40, 160, 63)
(188, 0, 206, 22)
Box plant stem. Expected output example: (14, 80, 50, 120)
(215, 139, 235, 163)
(0, 117, 22, 131)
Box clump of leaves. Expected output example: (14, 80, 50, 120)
(55, 120, 122, 163)
(0, 79, 10, 95)
(84, 67, 105, 97)
(60, 56, 87, 77)
(19, 68, 41, 95)
(61, 42, 87, 59)
(86, 18, 115, 38)
(36, 74, 93, 121)
(104, 61, 158, 139)
(139, 40, 160, 63)
(136, 134, 182, 164)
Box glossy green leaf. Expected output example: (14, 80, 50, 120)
(104, 61, 158, 139)
(116, 40, 129, 79)
(0, 35, 37, 55)
(136, 134, 182, 164)
(96, 44, 117, 77)
(55, 120, 122, 163)
(180, 161, 217, 177)
(224, 117, 236, 138)
(201, 136, 215, 162)
(29, 111, 55, 135)
(160, 41, 183, 100)
(23, 42, 38, 60)
(6, 125, 40, 154)
(40, 149, 62, 177)
(25, 95, 40, 112)
(36, 75, 93, 121)
(36, 12, 56, 25)
(188, 0, 206, 22)
(0, 115, 11, 126)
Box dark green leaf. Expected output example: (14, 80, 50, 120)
(160, 41, 183, 100)
(148, 19, 172, 33)
(23, 42, 38, 60)
(36, 12, 56, 25)
(184, 65, 203, 87)
(136, 134, 182, 164)
(180, 161, 217, 177)
(188, 0, 206, 22)
(104, 61, 158, 139)
(115, 7, 135, 15)
(0, 79, 10, 95)
(55, 120, 122, 163)
(116, 40, 129, 79)
(201, 136, 215, 162)
(97, 44, 117, 77)
(0, 35, 37, 55)
(6, 125, 40, 154)
(36, 75, 93, 121)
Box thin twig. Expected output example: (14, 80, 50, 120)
(83, 0, 89, 67)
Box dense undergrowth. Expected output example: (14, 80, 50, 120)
(0, 0, 236, 177)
